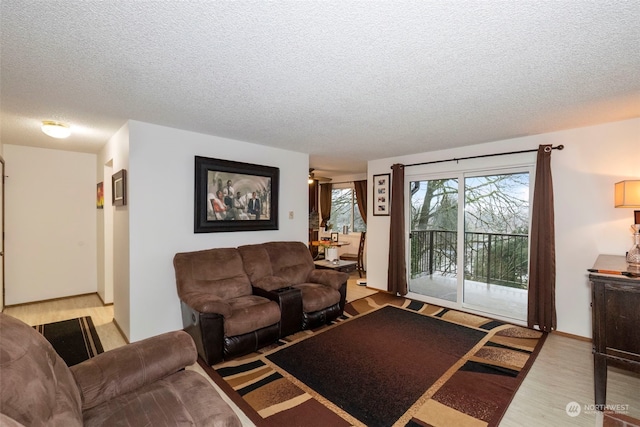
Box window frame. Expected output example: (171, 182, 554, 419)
(328, 182, 366, 232)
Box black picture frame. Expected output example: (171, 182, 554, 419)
(194, 156, 279, 233)
(112, 169, 127, 207)
(373, 173, 390, 216)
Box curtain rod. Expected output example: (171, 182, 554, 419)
(398, 145, 564, 169)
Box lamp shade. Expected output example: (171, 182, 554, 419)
(614, 180, 640, 208)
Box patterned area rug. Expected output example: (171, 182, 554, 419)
(200, 293, 546, 427)
(34, 316, 104, 366)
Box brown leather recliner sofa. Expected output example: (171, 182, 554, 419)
(174, 241, 348, 365)
(0, 313, 241, 427)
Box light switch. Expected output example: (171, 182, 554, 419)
(289, 211, 294, 219)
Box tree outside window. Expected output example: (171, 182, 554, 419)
(330, 187, 365, 232)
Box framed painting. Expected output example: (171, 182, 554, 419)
(96, 182, 104, 209)
(373, 173, 390, 216)
(194, 156, 279, 233)
(112, 169, 127, 207)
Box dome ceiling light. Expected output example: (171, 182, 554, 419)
(41, 120, 71, 139)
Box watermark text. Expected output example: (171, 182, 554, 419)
(565, 401, 630, 417)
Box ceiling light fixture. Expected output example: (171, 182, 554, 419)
(308, 168, 331, 184)
(41, 120, 71, 139)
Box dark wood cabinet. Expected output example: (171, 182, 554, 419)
(589, 255, 640, 409)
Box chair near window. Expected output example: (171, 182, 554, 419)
(340, 231, 366, 277)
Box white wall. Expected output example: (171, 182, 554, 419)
(4, 144, 97, 304)
(367, 118, 640, 338)
(97, 124, 129, 333)
(126, 121, 308, 342)
(0, 142, 4, 311)
(96, 162, 114, 305)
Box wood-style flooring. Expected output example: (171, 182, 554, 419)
(4, 273, 639, 427)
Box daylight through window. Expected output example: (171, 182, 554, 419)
(330, 185, 365, 232)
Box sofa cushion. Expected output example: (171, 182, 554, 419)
(239, 241, 316, 286)
(237, 243, 273, 282)
(81, 370, 241, 427)
(263, 241, 315, 284)
(0, 314, 83, 427)
(174, 248, 252, 302)
(264, 242, 316, 283)
(292, 283, 341, 313)
(224, 295, 280, 337)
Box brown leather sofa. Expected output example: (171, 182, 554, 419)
(174, 247, 281, 365)
(0, 313, 241, 427)
(174, 241, 348, 365)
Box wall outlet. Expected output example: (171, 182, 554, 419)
(289, 211, 294, 219)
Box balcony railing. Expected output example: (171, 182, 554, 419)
(410, 229, 529, 289)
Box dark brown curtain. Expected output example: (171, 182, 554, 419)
(319, 183, 333, 228)
(353, 180, 367, 224)
(527, 145, 557, 332)
(388, 164, 407, 295)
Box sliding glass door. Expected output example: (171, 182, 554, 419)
(408, 169, 531, 321)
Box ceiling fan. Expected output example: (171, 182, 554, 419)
(308, 168, 332, 183)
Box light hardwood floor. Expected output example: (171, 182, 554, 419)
(4, 279, 639, 427)
(346, 271, 378, 302)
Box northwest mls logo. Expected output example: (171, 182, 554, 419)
(565, 401, 581, 417)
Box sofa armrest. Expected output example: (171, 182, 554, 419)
(308, 269, 349, 290)
(70, 330, 197, 410)
(253, 286, 303, 337)
(252, 275, 290, 292)
(180, 292, 232, 317)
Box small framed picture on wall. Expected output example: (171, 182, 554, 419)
(112, 169, 127, 207)
(96, 182, 104, 209)
(373, 173, 390, 216)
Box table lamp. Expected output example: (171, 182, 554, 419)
(614, 180, 640, 266)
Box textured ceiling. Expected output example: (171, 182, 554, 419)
(1, 1, 639, 176)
